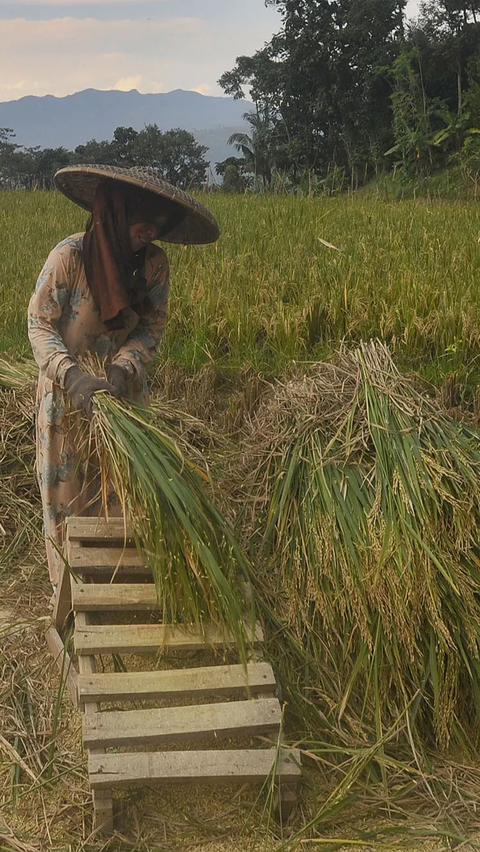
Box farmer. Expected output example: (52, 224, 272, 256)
(28, 164, 219, 587)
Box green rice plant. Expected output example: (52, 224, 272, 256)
(4, 190, 480, 395)
(237, 340, 480, 751)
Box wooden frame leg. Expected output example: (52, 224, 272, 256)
(93, 790, 114, 833)
(53, 563, 72, 634)
(76, 610, 114, 834)
(45, 625, 79, 709)
(274, 782, 298, 822)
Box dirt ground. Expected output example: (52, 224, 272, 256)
(3, 558, 480, 852)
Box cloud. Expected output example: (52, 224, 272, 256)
(114, 74, 143, 91)
(2, 81, 28, 91)
(0, 79, 49, 96)
(0, 7, 279, 102)
(192, 84, 214, 96)
(1, 16, 205, 51)
(113, 75, 165, 94)
(405, 0, 420, 17)
(0, 17, 208, 100)
(125, 79, 165, 94)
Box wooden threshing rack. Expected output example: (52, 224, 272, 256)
(46, 516, 301, 832)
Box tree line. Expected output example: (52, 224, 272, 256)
(218, 0, 480, 192)
(3, 1, 480, 195)
(0, 125, 211, 190)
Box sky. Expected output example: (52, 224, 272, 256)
(0, 0, 421, 104)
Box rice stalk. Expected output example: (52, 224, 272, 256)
(0, 358, 39, 390)
(8, 352, 480, 844)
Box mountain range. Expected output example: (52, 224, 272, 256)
(0, 88, 253, 170)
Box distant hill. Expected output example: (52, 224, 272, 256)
(0, 88, 253, 172)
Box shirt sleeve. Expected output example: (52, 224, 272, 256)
(27, 246, 78, 387)
(111, 249, 170, 377)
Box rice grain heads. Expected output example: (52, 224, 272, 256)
(237, 340, 480, 750)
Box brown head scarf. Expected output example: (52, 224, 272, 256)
(82, 180, 184, 324)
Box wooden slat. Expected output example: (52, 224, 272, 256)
(83, 697, 281, 748)
(79, 571, 155, 584)
(66, 517, 134, 541)
(75, 623, 264, 655)
(68, 547, 145, 569)
(89, 748, 301, 789)
(45, 626, 79, 708)
(75, 610, 113, 832)
(78, 662, 276, 703)
(73, 583, 158, 611)
(72, 565, 153, 580)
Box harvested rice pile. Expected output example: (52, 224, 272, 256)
(236, 340, 480, 750)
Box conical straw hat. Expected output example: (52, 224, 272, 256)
(54, 164, 220, 245)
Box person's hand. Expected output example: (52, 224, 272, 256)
(106, 364, 128, 399)
(64, 365, 120, 418)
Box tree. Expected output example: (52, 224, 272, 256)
(112, 126, 138, 165)
(0, 128, 21, 186)
(228, 111, 275, 188)
(215, 156, 252, 191)
(26, 147, 72, 187)
(224, 164, 248, 192)
(74, 138, 116, 164)
(386, 47, 436, 175)
(220, 0, 407, 185)
(131, 124, 166, 169)
(465, 52, 480, 124)
(154, 128, 209, 188)
(74, 125, 209, 187)
(416, 0, 480, 115)
(0, 124, 210, 191)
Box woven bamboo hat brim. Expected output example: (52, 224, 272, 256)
(54, 164, 220, 245)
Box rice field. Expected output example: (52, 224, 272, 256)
(4, 190, 480, 851)
(3, 189, 480, 391)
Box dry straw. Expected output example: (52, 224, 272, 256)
(0, 361, 41, 572)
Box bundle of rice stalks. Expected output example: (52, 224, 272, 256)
(237, 340, 480, 751)
(0, 358, 254, 657)
(90, 394, 254, 656)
